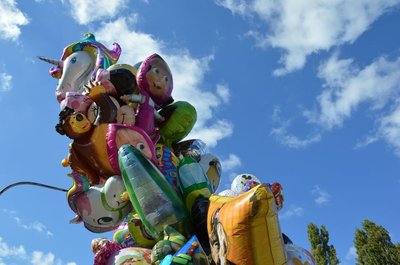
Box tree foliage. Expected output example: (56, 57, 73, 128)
(308, 223, 340, 265)
(354, 220, 400, 265)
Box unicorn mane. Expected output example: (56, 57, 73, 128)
(50, 33, 121, 79)
(67, 172, 90, 214)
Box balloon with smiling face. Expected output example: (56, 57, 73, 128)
(56, 105, 157, 185)
(131, 54, 174, 142)
(137, 54, 173, 109)
(68, 174, 133, 233)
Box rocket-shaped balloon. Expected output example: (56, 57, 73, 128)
(118, 144, 190, 240)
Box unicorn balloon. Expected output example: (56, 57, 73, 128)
(67, 173, 132, 233)
(38, 33, 121, 104)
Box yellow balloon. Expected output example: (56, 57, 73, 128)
(207, 184, 288, 265)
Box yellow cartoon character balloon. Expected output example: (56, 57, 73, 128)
(207, 184, 288, 265)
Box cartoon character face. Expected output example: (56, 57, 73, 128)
(56, 51, 95, 102)
(114, 127, 156, 163)
(137, 54, 173, 108)
(103, 175, 129, 209)
(146, 57, 172, 99)
(199, 153, 221, 193)
(116, 105, 136, 125)
(230, 173, 260, 195)
(67, 112, 92, 134)
(74, 176, 132, 232)
(209, 210, 230, 265)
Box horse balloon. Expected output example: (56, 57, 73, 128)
(38, 33, 121, 104)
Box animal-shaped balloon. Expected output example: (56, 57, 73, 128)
(38, 33, 121, 103)
(67, 174, 132, 233)
(56, 96, 157, 185)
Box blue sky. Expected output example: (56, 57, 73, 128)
(0, 0, 399, 264)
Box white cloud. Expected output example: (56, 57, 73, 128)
(345, 246, 357, 261)
(304, 54, 400, 156)
(375, 102, 400, 156)
(0, 237, 27, 264)
(216, 0, 400, 75)
(0, 0, 29, 41)
(270, 106, 321, 148)
(280, 204, 304, 219)
(14, 218, 54, 237)
(2, 208, 53, 236)
(66, 0, 128, 24)
(95, 17, 233, 147)
(0, 72, 12, 92)
(216, 83, 230, 104)
(220, 154, 242, 171)
(0, 237, 75, 265)
(270, 124, 321, 148)
(306, 55, 400, 129)
(189, 120, 233, 147)
(31, 251, 55, 265)
(311, 185, 330, 206)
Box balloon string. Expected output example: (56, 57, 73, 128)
(0, 181, 68, 196)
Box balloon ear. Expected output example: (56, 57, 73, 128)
(55, 124, 65, 135)
(69, 215, 82, 224)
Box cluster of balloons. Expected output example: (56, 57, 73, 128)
(41, 33, 315, 265)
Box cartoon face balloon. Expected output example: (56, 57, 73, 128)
(137, 54, 173, 108)
(56, 51, 95, 102)
(230, 173, 260, 195)
(71, 175, 132, 233)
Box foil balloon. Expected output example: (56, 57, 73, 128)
(136, 53, 173, 109)
(207, 185, 288, 265)
(67, 174, 132, 233)
(218, 189, 239, 197)
(92, 238, 152, 265)
(198, 153, 221, 193)
(118, 144, 190, 241)
(230, 173, 260, 195)
(57, 105, 157, 184)
(132, 53, 175, 142)
(160, 235, 209, 265)
(107, 247, 152, 265)
(177, 156, 213, 254)
(177, 156, 212, 216)
(39, 33, 121, 103)
(285, 244, 316, 265)
(172, 139, 207, 161)
(113, 215, 138, 248)
(151, 226, 187, 264)
(127, 213, 157, 248)
(158, 101, 197, 149)
(155, 144, 180, 190)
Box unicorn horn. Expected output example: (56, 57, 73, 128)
(37, 56, 62, 67)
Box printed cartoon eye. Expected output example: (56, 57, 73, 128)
(152, 67, 159, 74)
(136, 143, 146, 150)
(76, 113, 84, 121)
(97, 217, 113, 225)
(70, 57, 77, 64)
(163, 76, 169, 82)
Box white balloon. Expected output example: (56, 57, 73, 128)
(218, 189, 239, 197)
(230, 173, 260, 194)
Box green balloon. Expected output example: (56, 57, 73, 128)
(158, 101, 197, 149)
